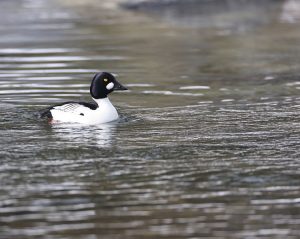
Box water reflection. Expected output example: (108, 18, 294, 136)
(50, 122, 117, 148)
(0, 0, 300, 238)
(281, 0, 300, 23)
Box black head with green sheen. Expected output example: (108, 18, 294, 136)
(90, 72, 127, 99)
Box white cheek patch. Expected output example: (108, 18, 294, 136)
(106, 82, 114, 90)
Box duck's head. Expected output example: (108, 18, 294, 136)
(90, 72, 127, 99)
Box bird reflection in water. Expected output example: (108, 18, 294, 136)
(281, 0, 300, 23)
(49, 122, 117, 148)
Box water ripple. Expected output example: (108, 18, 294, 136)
(0, 0, 299, 238)
(0, 55, 127, 62)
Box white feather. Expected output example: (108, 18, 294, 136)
(50, 98, 119, 124)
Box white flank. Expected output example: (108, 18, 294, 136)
(50, 98, 119, 124)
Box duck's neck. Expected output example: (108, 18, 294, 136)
(93, 97, 112, 107)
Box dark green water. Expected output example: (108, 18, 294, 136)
(0, 0, 299, 238)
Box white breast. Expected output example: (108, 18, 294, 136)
(50, 98, 119, 124)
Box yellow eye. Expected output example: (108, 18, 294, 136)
(104, 78, 108, 82)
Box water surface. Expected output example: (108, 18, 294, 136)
(0, 0, 299, 238)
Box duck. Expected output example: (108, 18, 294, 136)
(40, 72, 128, 124)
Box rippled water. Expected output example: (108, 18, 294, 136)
(0, 0, 300, 238)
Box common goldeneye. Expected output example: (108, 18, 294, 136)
(40, 72, 127, 124)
